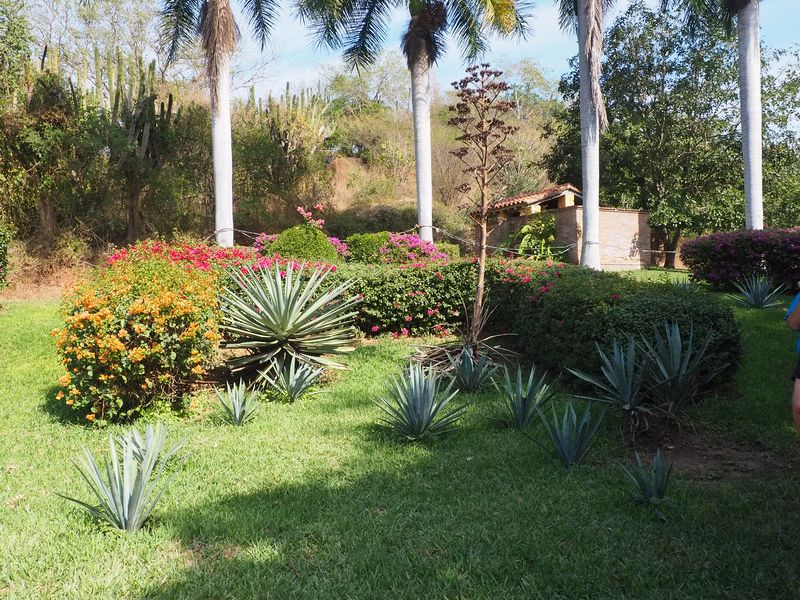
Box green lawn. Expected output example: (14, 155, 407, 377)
(1, 298, 799, 599)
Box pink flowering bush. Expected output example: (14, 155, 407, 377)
(680, 228, 800, 290)
(107, 240, 258, 271)
(378, 233, 448, 264)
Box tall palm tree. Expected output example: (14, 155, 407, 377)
(664, 0, 763, 230)
(558, 0, 613, 269)
(161, 0, 279, 247)
(298, 0, 527, 242)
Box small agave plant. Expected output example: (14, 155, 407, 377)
(727, 273, 786, 309)
(216, 379, 260, 425)
(622, 449, 675, 521)
(374, 362, 466, 441)
(61, 423, 187, 532)
(449, 346, 496, 392)
(260, 355, 324, 402)
(495, 364, 555, 429)
(539, 403, 604, 469)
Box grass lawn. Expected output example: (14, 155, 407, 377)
(1, 297, 799, 599)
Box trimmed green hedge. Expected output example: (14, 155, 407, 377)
(490, 265, 741, 381)
(344, 232, 390, 263)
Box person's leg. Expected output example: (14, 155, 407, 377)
(793, 378, 800, 431)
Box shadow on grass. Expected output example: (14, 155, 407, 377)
(40, 384, 86, 425)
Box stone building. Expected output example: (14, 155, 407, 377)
(475, 184, 653, 270)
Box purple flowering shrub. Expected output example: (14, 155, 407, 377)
(378, 233, 448, 264)
(681, 228, 800, 290)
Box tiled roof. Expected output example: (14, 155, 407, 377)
(488, 183, 582, 212)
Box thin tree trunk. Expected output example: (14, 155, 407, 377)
(471, 175, 489, 348)
(409, 52, 434, 243)
(577, 0, 602, 269)
(126, 180, 143, 243)
(738, 0, 763, 230)
(212, 52, 234, 247)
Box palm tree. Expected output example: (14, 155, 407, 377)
(558, 0, 613, 269)
(298, 0, 527, 242)
(664, 0, 764, 230)
(161, 0, 279, 247)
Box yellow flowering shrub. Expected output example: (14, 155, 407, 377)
(53, 256, 221, 424)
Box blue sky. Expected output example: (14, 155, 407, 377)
(236, 0, 799, 97)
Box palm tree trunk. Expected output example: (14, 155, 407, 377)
(577, 0, 602, 269)
(738, 0, 763, 230)
(212, 51, 234, 247)
(409, 52, 434, 243)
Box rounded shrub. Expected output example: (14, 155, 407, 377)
(53, 256, 221, 424)
(490, 264, 741, 381)
(271, 224, 340, 263)
(681, 228, 800, 290)
(345, 232, 390, 263)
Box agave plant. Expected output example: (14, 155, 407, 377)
(216, 379, 260, 425)
(568, 339, 651, 417)
(61, 423, 187, 532)
(727, 273, 786, 308)
(374, 363, 466, 441)
(621, 449, 675, 521)
(495, 364, 556, 429)
(449, 346, 496, 392)
(221, 263, 360, 378)
(538, 403, 604, 469)
(639, 321, 725, 417)
(260, 355, 324, 402)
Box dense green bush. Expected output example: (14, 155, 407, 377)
(0, 223, 11, 289)
(680, 228, 800, 290)
(436, 241, 461, 259)
(345, 231, 390, 263)
(332, 262, 478, 336)
(271, 224, 340, 263)
(491, 265, 741, 382)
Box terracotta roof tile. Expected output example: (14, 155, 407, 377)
(488, 183, 582, 212)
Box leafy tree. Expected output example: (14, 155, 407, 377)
(545, 2, 800, 264)
(0, 0, 31, 108)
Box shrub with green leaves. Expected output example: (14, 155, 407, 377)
(495, 364, 556, 429)
(261, 355, 324, 402)
(216, 380, 259, 425)
(0, 223, 10, 290)
(436, 241, 461, 259)
(61, 423, 186, 532)
(344, 231, 390, 263)
(374, 362, 466, 440)
(449, 346, 496, 392)
(272, 224, 340, 263)
(538, 403, 603, 468)
(622, 449, 675, 521)
(221, 263, 360, 378)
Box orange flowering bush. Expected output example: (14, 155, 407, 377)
(53, 256, 221, 424)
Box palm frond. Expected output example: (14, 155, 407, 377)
(342, 0, 397, 68)
(240, 0, 281, 49)
(160, 0, 202, 64)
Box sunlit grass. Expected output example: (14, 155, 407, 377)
(0, 298, 799, 599)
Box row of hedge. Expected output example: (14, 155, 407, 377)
(681, 228, 800, 290)
(54, 242, 742, 423)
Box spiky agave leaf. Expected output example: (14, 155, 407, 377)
(216, 379, 259, 425)
(260, 355, 324, 402)
(374, 362, 466, 440)
(449, 345, 496, 392)
(621, 448, 675, 521)
(495, 364, 556, 429)
(727, 273, 786, 309)
(638, 321, 726, 416)
(538, 402, 604, 468)
(568, 339, 651, 415)
(221, 263, 360, 378)
(60, 423, 187, 532)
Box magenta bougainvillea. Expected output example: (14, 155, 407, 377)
(378, 233, 448, 264)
